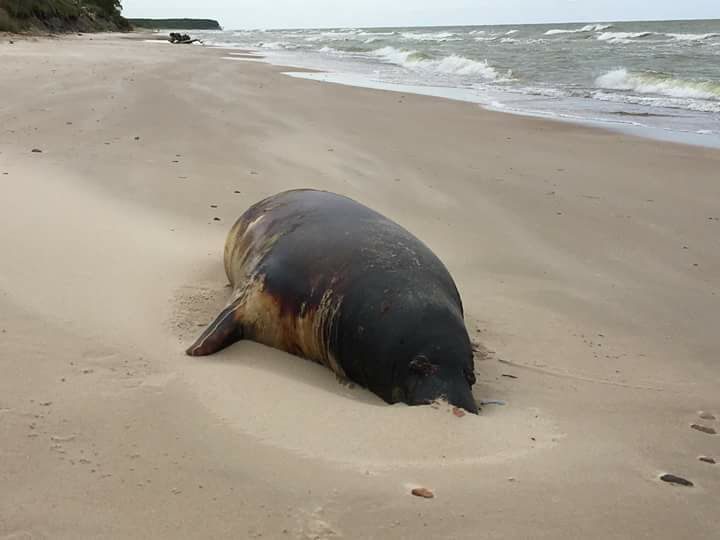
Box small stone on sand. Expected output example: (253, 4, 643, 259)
(213, 217, 221, 221)
(411, 487, 434, 499)
(31, 148, 42, 153)
(698, 456, 716, 464)
(452, 407, 466, 418)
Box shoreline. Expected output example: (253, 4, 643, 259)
(216, 44, 720, 149)
(1, 34, 719, 539)
(282, 69, 720, 149)
(198, 20, 720, 150)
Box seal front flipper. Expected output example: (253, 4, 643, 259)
(186, 303, 244, 356)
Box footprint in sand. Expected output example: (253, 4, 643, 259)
(694, 412, 718, 465)
(660, 410, 718, 488)
(299, 506, 342, 540)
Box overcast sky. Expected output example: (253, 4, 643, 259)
(122, 0, 719, 30)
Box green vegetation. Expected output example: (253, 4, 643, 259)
(129, 18, 221, 30)
(0, 0, 130, 33)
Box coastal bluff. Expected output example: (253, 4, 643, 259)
(129, 18, 221, 30)
(0, 0, 129, 32)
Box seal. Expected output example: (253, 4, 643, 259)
(187, 189, 478, 413)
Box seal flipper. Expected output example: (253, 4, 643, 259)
(186, 303, 244, 356)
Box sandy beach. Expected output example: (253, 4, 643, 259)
(1, 34, 719, 539)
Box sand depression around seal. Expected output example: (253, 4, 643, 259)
(172, 269, 561, 469)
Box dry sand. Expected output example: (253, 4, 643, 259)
(1, 34, 719, 539)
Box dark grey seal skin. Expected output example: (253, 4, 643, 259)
(187, 189, 478, 413)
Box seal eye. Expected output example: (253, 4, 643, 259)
(409, 355, 437, 377)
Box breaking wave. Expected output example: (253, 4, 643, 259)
(371, 47, 507, 80)
(400, 31, 461, 42)
(544, 24, 613, 35)
(665, 32, 719, 42)
(596, 32, 654, 44)
(596, 69, 720, 101)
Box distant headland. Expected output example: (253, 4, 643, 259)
(129, 18, 222, 30)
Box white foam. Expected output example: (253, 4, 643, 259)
(665, 32, 719, 42)
(592, 90, 720, 113)
(358, 31, 396, 37)
(254, 41, 287, 49)
(544, 24, 613, 35)
(515, 86, 571, 98)
(400, 31, 461, 42)
(371, 47, 507, 80)
(596, 68, 720, 101)
(596, 31, 654, 44)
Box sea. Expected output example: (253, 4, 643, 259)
(191, 20, 720, 146)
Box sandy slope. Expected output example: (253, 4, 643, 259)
(1, 35, 719, 539)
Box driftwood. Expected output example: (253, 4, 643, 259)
(168, 33, 203, 45)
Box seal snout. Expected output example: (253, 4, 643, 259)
(448, 383, 479, 415)
(405, 362, 479, 414)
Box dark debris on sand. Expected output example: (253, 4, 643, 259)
(691, 424, 717, 435)
(660, 474, 694, 487)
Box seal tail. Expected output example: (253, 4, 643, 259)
(186, 303, 244, 356)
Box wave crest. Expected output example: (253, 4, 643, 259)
(371, 46, 507, 80)
(545, 24, 613, 35)
(400, 31, 461, 42)
(666, 32, 719, 42)
(596, 32, 654, 44)
(596, 68, 720, 101)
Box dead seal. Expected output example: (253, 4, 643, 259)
(187, 189, 478, 413)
